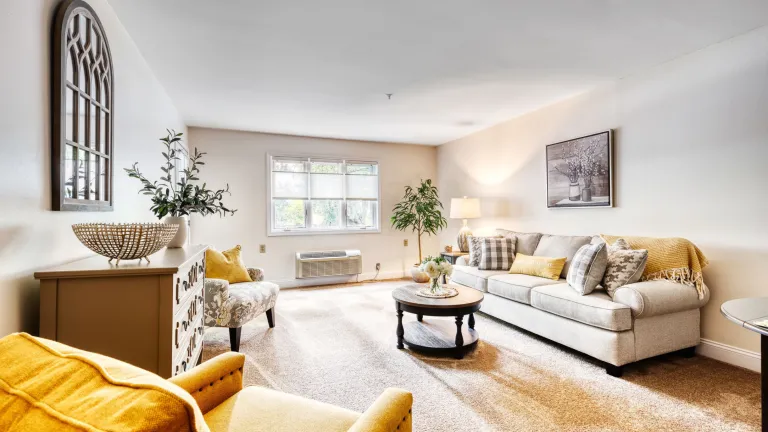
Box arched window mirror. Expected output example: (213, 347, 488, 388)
(53, 0, 113, 211)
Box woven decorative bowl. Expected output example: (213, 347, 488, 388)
(72, 223, 179, 264)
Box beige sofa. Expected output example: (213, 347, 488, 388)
(451, 230, 709, 376)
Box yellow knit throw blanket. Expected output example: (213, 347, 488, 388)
(601, 235, 709, 299)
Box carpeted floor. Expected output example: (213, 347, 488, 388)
(202, 279, 760, 431)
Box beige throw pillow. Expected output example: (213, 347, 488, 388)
(602, 239, 648, 298)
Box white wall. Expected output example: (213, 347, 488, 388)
(188, 127, 440, 286)
(0, 0, 186, 336)
(438, 25, 768, 355)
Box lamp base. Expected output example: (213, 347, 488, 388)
(457, 221, 472, 253)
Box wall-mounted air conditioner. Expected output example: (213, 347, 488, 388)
(295, 250, 362, 279)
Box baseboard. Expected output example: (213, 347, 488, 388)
(272, 270, 406, 289)
(697, 338, 760, 372)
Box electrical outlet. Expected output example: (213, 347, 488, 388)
(375, 263, 381, 271)
(404, 239, 408, 247)
(259, 244, 266, 253)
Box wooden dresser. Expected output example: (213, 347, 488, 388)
(34, 245, 207, 378)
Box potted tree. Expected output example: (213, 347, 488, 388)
(391, 179, 448, 282)
(125, 130, 236, 247)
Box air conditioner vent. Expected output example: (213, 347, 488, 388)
(295, 250, 362, 279)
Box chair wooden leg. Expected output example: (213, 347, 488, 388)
(266, 307, 275, 328)
(229, 327, 242, 352)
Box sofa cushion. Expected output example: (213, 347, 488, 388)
(487, 274, 562, 304)
(204, 386, 360, 432)
(531, 284, 632, 331)
(450, 265, 508, 292)
(533, 234, 593, 279)
(496, 229, 543, 255)
(612, 280, 708, 318)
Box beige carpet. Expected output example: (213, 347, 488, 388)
(202, 280, 760, 431)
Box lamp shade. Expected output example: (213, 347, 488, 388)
(450, 197, 481, 219)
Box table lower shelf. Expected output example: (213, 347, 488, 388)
(402, 319, 478, 358)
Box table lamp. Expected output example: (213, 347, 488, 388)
(449, 197, 481, 252)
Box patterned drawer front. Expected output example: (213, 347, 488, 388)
(174, 254, 206, 306)
(174, 318, 204, 376)
(173, 289, 204, 360)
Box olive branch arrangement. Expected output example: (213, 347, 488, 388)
(124, 130, 237, 219)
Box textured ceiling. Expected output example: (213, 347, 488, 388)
(108, 0, 768, 144)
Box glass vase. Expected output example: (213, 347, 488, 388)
(429, 276, 445, 295)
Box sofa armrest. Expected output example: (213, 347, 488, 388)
(247, 267, 264, 282)
(455, 256, 469, 266)
(347, 388, 413, 432)
(612, 280, 709, 319)
(168, 352, 245, 415)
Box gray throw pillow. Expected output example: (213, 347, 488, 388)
(496, 229, 543, 256)
(479, 237, 516, 270)
(566, 242, 608, 295)
(603, 239, 649, 298)
(533, 234, 594, 279)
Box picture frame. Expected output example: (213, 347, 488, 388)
(546, 130, 613, 208)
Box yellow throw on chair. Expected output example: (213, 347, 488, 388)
(0, 333, 413, 432)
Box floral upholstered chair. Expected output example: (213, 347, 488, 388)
(204, 268, 280, 352)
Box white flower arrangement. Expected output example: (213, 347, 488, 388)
(419, 256, 453, 280)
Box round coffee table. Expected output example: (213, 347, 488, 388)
(392, 283, 484, 359)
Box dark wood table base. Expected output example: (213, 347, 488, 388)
(400, 319, 479, 359)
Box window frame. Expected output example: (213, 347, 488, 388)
(52, 0, 115, 211)
(267, 154, 381, 236)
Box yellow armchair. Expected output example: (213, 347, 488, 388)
(0, 333, 412, 432)
(171, 352, 413, 432)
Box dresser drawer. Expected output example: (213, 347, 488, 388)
(173, 317, 204, 376)
(173, 253, 206, 307)
(173, 289, 204, 360)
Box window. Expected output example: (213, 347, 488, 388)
(53, 0, 114, 211)
(268, 155, 379, 235)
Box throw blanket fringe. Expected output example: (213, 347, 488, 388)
(642, 267, 707, 300)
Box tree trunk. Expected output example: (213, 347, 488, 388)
(417, 232, 423, 263)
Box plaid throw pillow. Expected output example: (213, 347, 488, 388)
(468, 235, 497, 267)
(479, 237, 516, 270)
(566, 242, 608, 295)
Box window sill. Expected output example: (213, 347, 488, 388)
(268, 228, 381, 237)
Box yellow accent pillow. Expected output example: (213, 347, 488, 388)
(206, 245, 252, 284)
(508, 253, 567, 280)
(0, 333, 208, 432)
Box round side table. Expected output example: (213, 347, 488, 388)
(721, 297, 768, 432)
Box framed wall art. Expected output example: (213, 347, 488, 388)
(546, 130, 613, 208)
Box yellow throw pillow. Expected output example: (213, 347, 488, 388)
(0, 333, 208, 432)
(206, 245, 252, 284)
(508, 253, 567, 280)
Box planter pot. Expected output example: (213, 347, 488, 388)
(411, 265, 430, 283)
(569, 182, 581, 201)
(581, 187, 593, 202)
(164, 215, 188, 248)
